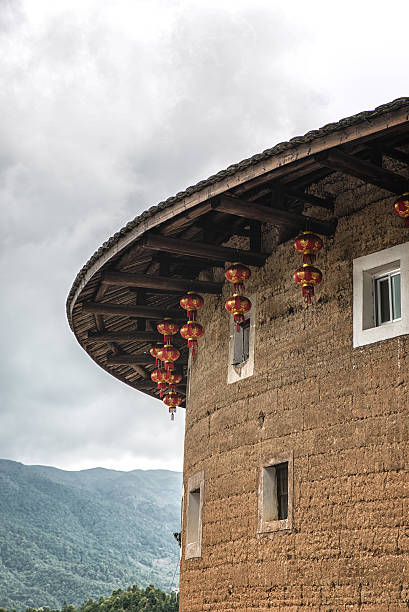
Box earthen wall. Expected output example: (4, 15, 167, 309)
(179, 171, 409, 611)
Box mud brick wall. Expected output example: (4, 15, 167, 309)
(179, 171, 409, 611)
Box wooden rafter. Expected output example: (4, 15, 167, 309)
(101, 271, 223, 294)
(316, 149, 408, 194)
(82, 302, 183, 320)
(213, 195, 336, 236)
(106, 353, 188, 366)
(141, 233, 267, 266)
(87, 330, 163, 343)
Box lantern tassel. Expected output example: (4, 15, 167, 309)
(188, 339, 198, 355)
(302, 254, 315, 264)
(405, 218, 409, 227)
(234, 281, 245, 293)
(233, 313, 245, 331)
(302, 285, 314, 305)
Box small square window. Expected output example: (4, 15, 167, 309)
(258, 452, 293, 534)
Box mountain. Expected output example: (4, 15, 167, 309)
(0, 459, 182, 610)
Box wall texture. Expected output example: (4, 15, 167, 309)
(179, 169, 409, 611)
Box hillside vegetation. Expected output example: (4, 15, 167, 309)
(0, 460, 182, 610)
(0, 584, 179, 612)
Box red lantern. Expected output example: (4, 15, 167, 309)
(166, 370, 183, 393)
(394, 193, 409, 226)
(294, 264, 322, 304)
(160, 344, 180, 371)
(157, 319, 179, 344)
(149, 342, 163, 366)
(180, 321, 204, 355)
(180, 292, 204, 321)
(151, 367, 168, 397)
(225, 263, 251, 292)
(294, 232, 323, 263)
(163, 391, 183, 421)
(225, 294, 252, 331)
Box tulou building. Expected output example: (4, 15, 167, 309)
(67, 98, 409, 610)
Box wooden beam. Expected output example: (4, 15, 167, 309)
(214, 195, 336, 236)
(141, 233, 267, 266)
(87, 330, 162, 343)
(283, 188, 334, 211)
(106, 354, 154, 365)
(82, 302, 183, 320)
(379, 147, 409, 166)
(107, 353, 188, 366)
(160, 201, 213, 234)
(102, 271, 223, 294)
(316, 149, 408, 194)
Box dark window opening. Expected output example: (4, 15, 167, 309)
(275, 462, 288, 520)
(232, 318, 250, 365)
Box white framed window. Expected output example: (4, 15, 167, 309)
(258, 451, 293, 534)
(227, 294, 256, 384)
(185, 470, 204, 560)
(373, 269, 401, 326)
(353, 242, 409, 347)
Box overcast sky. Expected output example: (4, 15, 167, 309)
(1, 0, 408, 473)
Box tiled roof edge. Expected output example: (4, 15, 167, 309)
(66, 96, 409, 322)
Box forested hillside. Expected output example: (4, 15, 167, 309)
(0, 460, 182, 610)
(0, 584, 179, 612)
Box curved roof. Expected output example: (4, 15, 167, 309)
(66, 97, 409, 407)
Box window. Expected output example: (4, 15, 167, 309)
(185, 470, 204, 559)
(258, 452, 293, 534)
(233, 319, 250, 365)
(228, 294, 256, 384)
(353, 242, 409, 347)
(374, 270, 401, 325)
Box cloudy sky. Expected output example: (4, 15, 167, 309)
(1, 0, 408, 473)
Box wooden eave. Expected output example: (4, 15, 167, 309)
(66, 98, 409, 407)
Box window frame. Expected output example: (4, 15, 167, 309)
(184, 470, 204, 560)
(353, 242, 409, 348)
(258, 451, 293, 535)
(228, 293, 256, 384)
(373, 268, 401, 326)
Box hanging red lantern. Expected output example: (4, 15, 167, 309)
(151, 367, 168, 397)
(157, 319, 179, 344)
(225, 294, 252, 331)
(160, 344, 180, 371)
(294, 264, 322, 305)
(225, 262, 251, 292)
(394, 193, 409, 226)
(180, 292, 204, 321)
(163, 391, 183, 421)
(180, 321, 204, 355)
(166, 370, 183, 393)
(294, 231, 323, 263)
(149, 342, 163, 366)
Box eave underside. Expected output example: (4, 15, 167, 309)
(68, 107, 409, 407)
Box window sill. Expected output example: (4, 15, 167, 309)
(258, 518, 291, 534)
